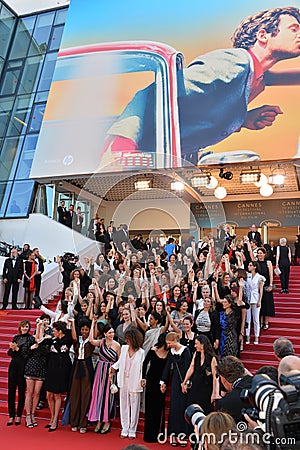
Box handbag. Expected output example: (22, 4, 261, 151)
(175, 362, 192, 388)
(274, 267, 281, 276)
(264, 284, 276, 292)
(110, 383, 118, 394)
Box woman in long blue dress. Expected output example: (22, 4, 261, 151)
(88, 320, 120, 434)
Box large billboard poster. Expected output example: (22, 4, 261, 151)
(30, 0, 300, 178)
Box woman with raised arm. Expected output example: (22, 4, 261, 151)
(257, 247, 275, 330)
(67, 318, 94, 434)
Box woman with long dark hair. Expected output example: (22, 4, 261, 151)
(44, 321, 72, 432)
(23, 252, 38, 309)
(257, 247, 275, 330)
(67, 318, 94, 434)
(182, 335, 218, 414)
(142, 333, 169, 443)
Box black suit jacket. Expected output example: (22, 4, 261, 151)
(57, 205, 67, 224)
(2, 257, 23, 282)
(215, 375, 253, 423)
(247, 231, 262, 246)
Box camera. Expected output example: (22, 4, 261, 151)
(241, 373, 300, 449)
(185, 404, 206, 431)
(60, 252, 79, 263)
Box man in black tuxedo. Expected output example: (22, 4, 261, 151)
(247, 224, 262, 246)
(65, 204, 75, 228)
(104, 225, 114, 251)
(215, 356, 253, 423)
(2, 248, 23, 310)
(32, 247, 45, 297)
(57, 200, 67, 225)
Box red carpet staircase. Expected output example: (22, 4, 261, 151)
(1, 268, 300, 419)
(241, 265, 300, 372)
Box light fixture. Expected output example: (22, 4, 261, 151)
(260, 184, 273, 197)
(219, 168, 233, 180)
(171, 181, 185, 191)
(206, 175, 218, 189)
(268, 167, 286, 187)
(214, 186, 227, 199)
(240, 168, 261, 184)
(191, 172, 211, 188)
(134, 179, 153, 190)
(254, 173, 268, 187)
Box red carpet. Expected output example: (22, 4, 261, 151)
(241, 266, 300, 372)
(1, 267, 300, 447)
(0, 414, 174, 449)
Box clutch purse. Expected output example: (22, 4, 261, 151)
(274, 267, 281, 276)
(110, 383, 118, 394)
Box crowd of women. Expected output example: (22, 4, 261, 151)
(7, 230, 290, 444)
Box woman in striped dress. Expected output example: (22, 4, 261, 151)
(88, 320, 120, 434)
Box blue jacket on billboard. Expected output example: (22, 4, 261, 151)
(107, 48, 254, 154)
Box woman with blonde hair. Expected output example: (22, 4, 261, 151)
(276, 238, 291, 294)
(160, 331, 191, 445)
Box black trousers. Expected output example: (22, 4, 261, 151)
(279, 263, 290, 291)
(8, 359, 26, 418)
(3, 281, 20, 309)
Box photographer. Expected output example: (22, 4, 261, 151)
(215, 356, 252, 423)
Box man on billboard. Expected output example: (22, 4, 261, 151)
(104, 6, 300, 164)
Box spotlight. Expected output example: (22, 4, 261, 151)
(214, 186, 227, 199)
(206, 175, 218, 189)
(260, 184, 273, 197)
(191, 172, 211, 188)
(171, 181, 184, 191)
(240, 168, 261, 184)
(219, 168, 233, 180)
(268, 167, 286, 187)
(134, 179, 152, 190)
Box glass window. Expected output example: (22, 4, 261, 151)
(0, 136, 24, 181)
(0, 97, 14, 137)
(0, 181, 12, 217)
(18, 55, 44, 94)
(28, 102, 46, 132)
(0, 67, 21, 96)
(15, 134, 38, 179)
(9, 16, 36, 59)
(29, 12, 54, 56)
(37, 51, 58, 92)
(6, 94, 34, 137)
(5, 180, 35, 217)
(54, 8, 68, 25)
(48, 25, 64, 51)
(0, 5, 16, 60)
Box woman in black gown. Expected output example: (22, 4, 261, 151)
(276, 238, 292, 293)
(182, 335, 218, 414)
(44, 321, 72, 432)
(160, 332, 191, 444)
(142, 334, 169, 443)
(257, 247, 275, 329)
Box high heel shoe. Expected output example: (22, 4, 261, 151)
(26, 414, 34, 428)
(94, 422, 103, 433)
(6, 418, 14, 426)
(44, 423, 52, 429)
(31, 414, 37, 427)
(48, 422, 58, 432)
(15, 417, 21, 426)
(100, 424, 111, 434)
